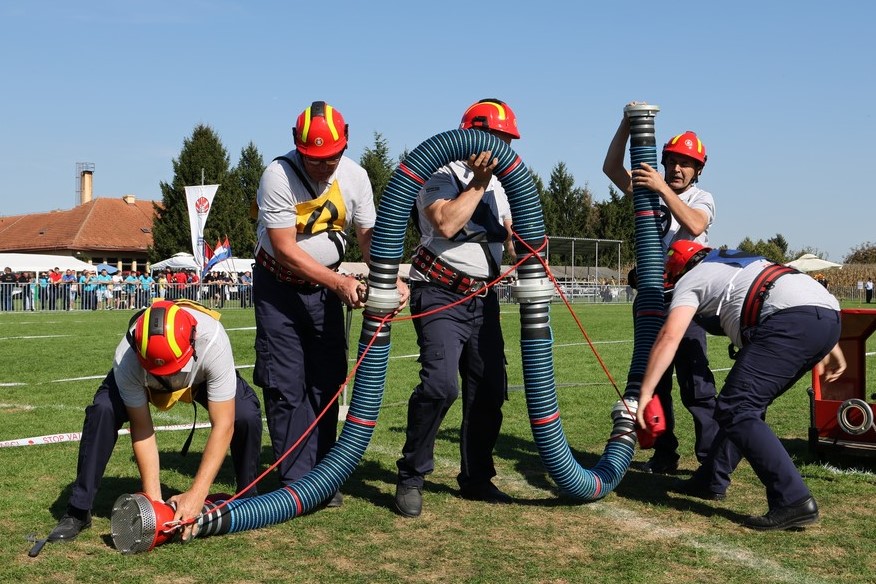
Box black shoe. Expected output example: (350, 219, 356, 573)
(324, 491, 343, 508)
(459, 482, 513, 504)
(669, 478, 726, 501)
(643, 457, 680, 474)
(395, 484, 422, 518)
(47, 512, 92, 542)
(743, 497, 819, 531)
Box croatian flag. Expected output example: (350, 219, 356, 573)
(203, 237, 232, 275)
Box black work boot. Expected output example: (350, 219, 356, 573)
(48, 509, 92, 542)
(394, 483, 423, 518)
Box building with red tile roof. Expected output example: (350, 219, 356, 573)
(0, 194, 158, 272)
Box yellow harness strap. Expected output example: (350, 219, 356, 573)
(171, 298, 222, 321)
(148, 386, 194, 411)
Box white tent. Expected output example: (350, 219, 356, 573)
(785, 254, 843, 273)
(0, 253, 95, 274)
(150, 253, 254, 274)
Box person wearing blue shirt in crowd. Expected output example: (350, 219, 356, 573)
(96, 269, 113, 309)
(38, 272, 50, 310)
(124, 272, 139, 309)
(138, 271, 154, 308)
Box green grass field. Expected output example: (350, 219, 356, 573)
(2, 302, 876, 583)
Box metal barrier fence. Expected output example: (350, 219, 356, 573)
(0, 281, 641, 312)
(0, 282, 254, 312)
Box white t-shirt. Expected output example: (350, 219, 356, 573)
(113, 308, 237, 408)
(671, 260, 840, 347)
(661, 184, 715, 251)
(256, 150, 375, 267)
(410, 161, 511, 281)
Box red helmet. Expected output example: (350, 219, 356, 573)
(662, 131, 707, 166)
(460, 98, 520, 139)
(127, 301, 197, 376)
(293, 101, 349, 159)
(666, 240, 711, 284)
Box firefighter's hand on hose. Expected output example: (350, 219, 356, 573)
(631, 162, 668, 193)
(467, 151, 498, 191)
(396, 277, 410, 312)
(167, 491, 203, 543)
(334, 274, 367, 309)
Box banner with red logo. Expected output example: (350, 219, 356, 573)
(184, 184, 220, 271)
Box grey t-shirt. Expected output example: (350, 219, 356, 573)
(113, 309, 237, 408)
(662, 184, 715, 251)
(671, 260, 840, 347)
(256, 150, 376, 267)
(410, 161, 511, 281)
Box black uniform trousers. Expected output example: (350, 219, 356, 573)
(694, 306, 840, 508)
(253, 263, 346, 486)
(67, 369, 263, 513)
(397, 283, 507, 490)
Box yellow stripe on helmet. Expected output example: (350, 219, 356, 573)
(300, 105, 313, 143)
(324, 105, 340, 141)
(164, 304, 184, 358)
(465, 100, 507, 120)
(138, 307, 152, 358)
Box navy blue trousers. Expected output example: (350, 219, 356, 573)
(253, 264, 345, 486)
(397, 283, 507, 490)
(695, 306, 840, 508)
(67, 370, 263, 512)
(644, 311, 739, 471)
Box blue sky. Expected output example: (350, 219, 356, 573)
(1, 1, 873, 261)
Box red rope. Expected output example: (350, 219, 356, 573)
(197, 232, 631, 523)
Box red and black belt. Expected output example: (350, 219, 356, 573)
(412, 246, 488, 296)
(740, 263, 798, 328)
(255, 247, 322, 289)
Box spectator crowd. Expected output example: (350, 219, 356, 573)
(0, 266, 254, 312)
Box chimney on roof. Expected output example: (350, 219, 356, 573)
(76, 162, 95, 206)
(123, 194, 136, 204)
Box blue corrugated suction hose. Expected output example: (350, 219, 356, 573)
(192, 128, 642, 542)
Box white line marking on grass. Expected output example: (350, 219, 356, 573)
(51, 375, 107, 382)
(0, 402, 34, 410)
(594, 505, 829, 584)
(0, 334, 72, 340)
(0, 382, 26, 387)
(225, 326, 256, 331)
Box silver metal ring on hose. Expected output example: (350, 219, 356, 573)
(836, 398, 875, 435)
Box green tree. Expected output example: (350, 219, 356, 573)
(355, 133, 398, 262)
(736, 236, 786, 263)
(223, 142, 264, 258)
(151, 124, 232, 262)
(845, 241, 876, 263)
(542, 162, 594, 264)
(593, 185, 635, 266)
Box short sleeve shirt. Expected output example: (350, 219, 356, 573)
(662, 185, 715, 251)
(112, 308, 237, 408)
(410, 161, 510, 280)
(671, 260, 840, 347)
(256, 150, 375, 267)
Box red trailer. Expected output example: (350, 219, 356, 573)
(809, 309, 876, 453)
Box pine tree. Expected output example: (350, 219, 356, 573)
(150, 124, 232, 262)
(593, 186, 636, 266)
(224, 142, 264, 257)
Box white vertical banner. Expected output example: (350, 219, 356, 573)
(184, 184, 220, 271)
